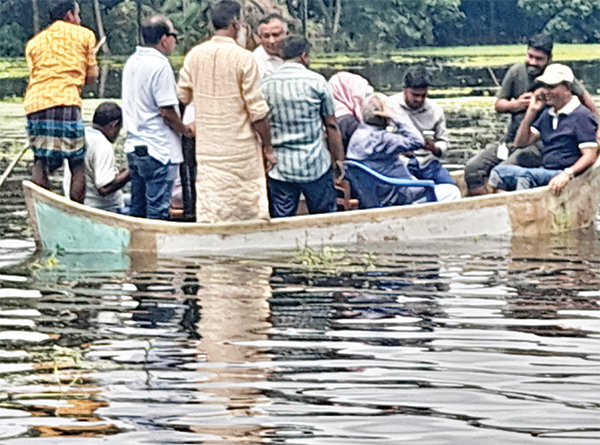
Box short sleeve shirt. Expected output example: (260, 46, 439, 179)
(497, 62, 585, 141)
(83, 128, 124, 211)
(122, 47, 182, 165)
(24, 21, 98, 114)
(262, 63, 336, 182)
(532, 97, 598, 170)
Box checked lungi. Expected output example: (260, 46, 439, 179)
(26, 105, 86, 170)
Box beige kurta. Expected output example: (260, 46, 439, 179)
(178, 36, 270, 223)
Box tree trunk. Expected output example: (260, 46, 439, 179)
(93, 0, 111, 55)
(331, 0, 342, 52)
(31, 0, 40, 34)
(136, 0, 143, 45)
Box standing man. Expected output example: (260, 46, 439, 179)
(389, 66, 455, 185)
(464, 34, 598, 195)
(262, 36, 345, 218)
(122, 16, 190, 220)
(25, 0, 98, 203)
(253, 14, 289, 78)
(178, 0, 276, 223)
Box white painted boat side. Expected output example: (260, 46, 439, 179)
(155, 205, 512, 256)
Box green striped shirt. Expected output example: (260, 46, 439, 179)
(262, 63, 335, 183)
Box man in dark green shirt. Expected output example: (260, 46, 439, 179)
(464, 34, 598, 195)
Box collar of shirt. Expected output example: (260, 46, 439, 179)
(211, 35, 236, 44)
(134, 46, 169, 61)
(549, 95, 581, 117)
(277, 62, 308, 72)
(548, 96, 581, 130)
(397, 93, 429, 114)
(255, 45, 282, 63)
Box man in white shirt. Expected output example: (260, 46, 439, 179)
(253, 14, 288, 78)
(122, 16, 191, 220)
(64, 102, 130, 212)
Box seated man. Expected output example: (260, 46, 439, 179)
(488, 64, 598, 195)
(388, 66, 456, 185)
(465, 34, 598, 195)
(346, 95, 461, 207)
(64, 102, 130, 213)
(261, 36, 344, 218)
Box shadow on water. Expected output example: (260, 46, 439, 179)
(0, 229, 598, 443)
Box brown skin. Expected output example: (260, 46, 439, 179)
(149, 18, 193, 138)
(251, 117, 276, 172)
(287, 51, 345, 183)
(257, 19, 289, 57)
(403, 87, 442, 157)
(495, 47, 550, 114)
(93, 120, 131, 197)
(214, 17, 278, 172)
(512, 83, 598, 196)
(31, 2, 93, 199)
(495, 46, 599, 138)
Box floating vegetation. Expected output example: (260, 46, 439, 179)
(295, 244, 377, 272)
(30, 245, 65, 270)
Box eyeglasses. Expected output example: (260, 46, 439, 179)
(166, 32, 178, 42)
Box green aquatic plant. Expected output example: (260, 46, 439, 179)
(30, 245, 65, 270)
(295, 244, 378, 272)
(296, 244, 348, 270)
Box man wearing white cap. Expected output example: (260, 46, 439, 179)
(488, 64, 598, 196)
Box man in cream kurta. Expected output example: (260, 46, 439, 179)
(177, 0, 275, 223)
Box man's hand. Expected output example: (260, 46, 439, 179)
(263, 148, 277, 172)
(333, 160, 345, 186)
(529, 89, 546, 113)
(514, 92, 533, 111)
(548, 171, 570, 196)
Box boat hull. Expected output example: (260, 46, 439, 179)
(23, 162, 600, 256)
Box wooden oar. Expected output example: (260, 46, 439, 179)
(0, 143, 29, 189)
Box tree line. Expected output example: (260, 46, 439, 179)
(0, 0, 598, 57)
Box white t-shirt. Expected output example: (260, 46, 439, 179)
(253, 45, 284, 79)
(122, 46, 183, 165)
(63, 128, 124, 211)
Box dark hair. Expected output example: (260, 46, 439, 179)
(528, 34, 553, 57)
(403, 66, 431, 89)
(50, 0, 76, 22)
(93, 101, 122, 127)
(258, 13, 287, 28)
(211, 1, 241, 30)
(142, 18, 171, 45)
(282, 36, 311, 60)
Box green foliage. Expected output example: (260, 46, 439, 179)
(336, 0, 464, 51)
(518, 0, 600, 43)
(0, 23, 26, 57)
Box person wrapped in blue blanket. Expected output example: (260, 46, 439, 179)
(346, 95, 461, 208)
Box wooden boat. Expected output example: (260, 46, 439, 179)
(23, 160, 600, 257)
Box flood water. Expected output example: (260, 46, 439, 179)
(0, 183, 599, 444)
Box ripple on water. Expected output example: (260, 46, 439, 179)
(0, 233, 597, 443)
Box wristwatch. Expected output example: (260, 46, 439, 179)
(564, 167, 575, 179)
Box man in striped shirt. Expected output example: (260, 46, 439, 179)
(261, 36, 345, 218)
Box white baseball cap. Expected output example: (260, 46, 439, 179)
(536, 63, 574, 86)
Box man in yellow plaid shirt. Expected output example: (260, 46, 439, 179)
(24, 0, 98, 203)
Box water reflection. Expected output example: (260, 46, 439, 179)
(0, 232, 598, 443)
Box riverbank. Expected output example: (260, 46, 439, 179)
(1, 44, 599, 100)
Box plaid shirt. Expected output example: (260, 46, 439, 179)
(24, 20, 98, 114)
(262, 63, 336, 183)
